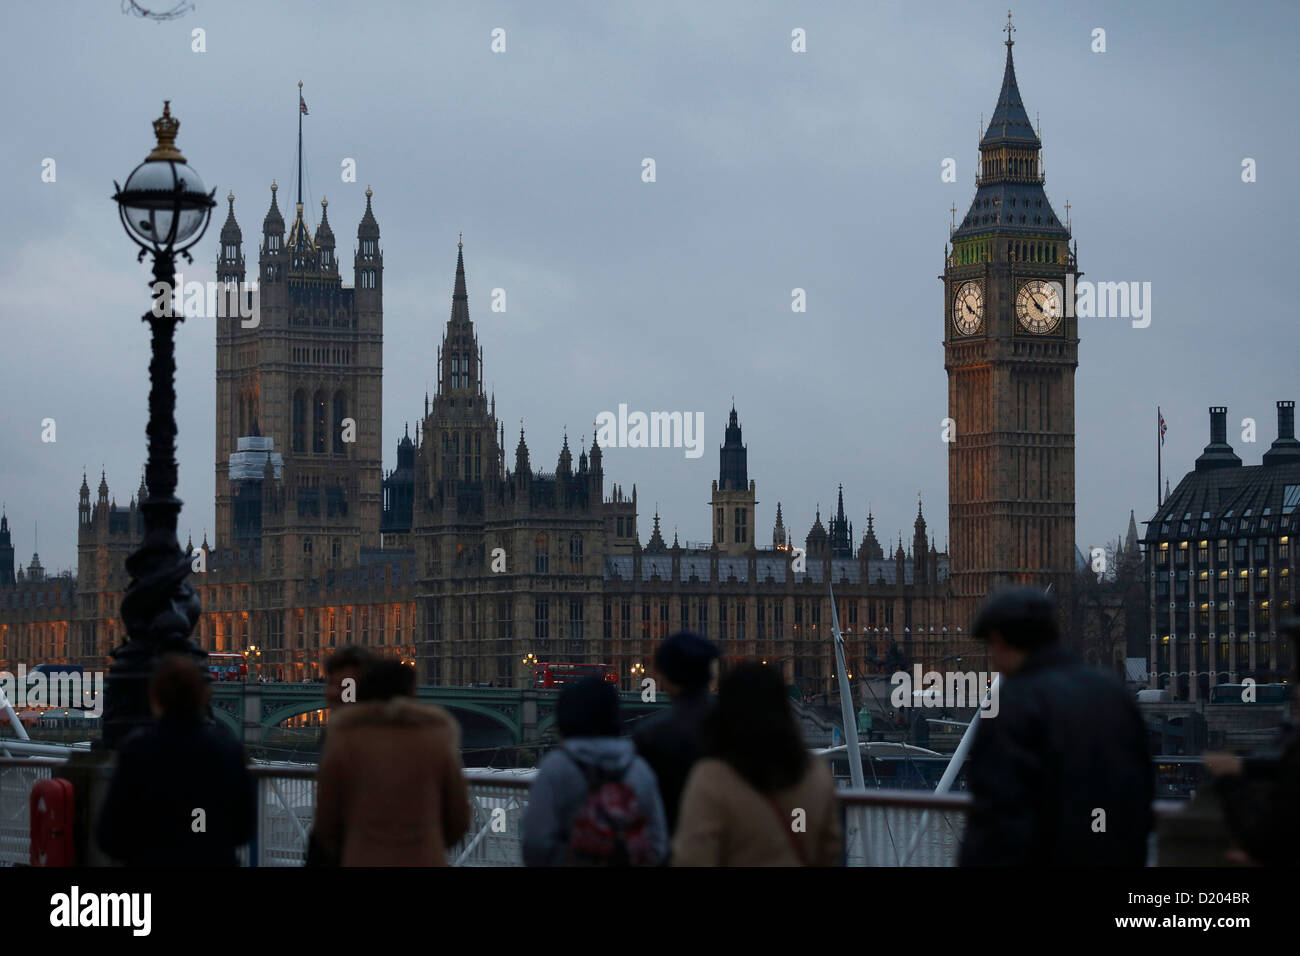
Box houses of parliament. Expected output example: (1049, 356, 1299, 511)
(0, 28, 1086, 694)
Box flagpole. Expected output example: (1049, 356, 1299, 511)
(297, 81, 303, 212)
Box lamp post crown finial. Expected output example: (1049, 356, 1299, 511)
(147, 101, 185, 163)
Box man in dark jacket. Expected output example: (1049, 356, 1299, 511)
(959, 588, 1154, 866)
(633, 630, 718, 834)
(97, 654, 256, 866)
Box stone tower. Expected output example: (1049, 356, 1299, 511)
(711, 405, 756, 555)
(213, 113, 384, 570)
(944, 16, 1079, 606)
(0, 508, 14, 588)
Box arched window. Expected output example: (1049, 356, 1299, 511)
(534, 534, 549, 574)
(292, 390, 307, 452)
(333, 391, 347, 454)
(570, 533, 583, 568)
(313, 390, 327, 453)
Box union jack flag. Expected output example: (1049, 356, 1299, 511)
(300, 93, 309, 115)
(1159, 410, 1167, 446)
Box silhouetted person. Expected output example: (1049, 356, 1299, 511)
(633, 630, 718, 834)
(959, 588, 1153, 866)
(305, 645, 372, 866)
(314, 660, 469, 866)
(674, 662, 842, 866)
(97, 654, 255, 866)
(1207, 618, 1300, 865)
(523, 677, 667, 866)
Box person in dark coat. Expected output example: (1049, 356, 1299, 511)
(1207, 618, 1300, 865)
(97, 654, 256, 867)
(633, 630, 718, 834)
(959, 588, 1154, 866)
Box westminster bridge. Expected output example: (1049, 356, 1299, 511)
(209, 683, 670, 749)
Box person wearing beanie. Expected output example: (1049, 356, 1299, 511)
(959, 587, 1153, 866)
(634, 630, 720, 835)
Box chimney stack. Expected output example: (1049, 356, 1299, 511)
(1263, 400, 1300, 466)
(1194, 406, 1242, 472)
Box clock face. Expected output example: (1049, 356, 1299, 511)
(1016, 279, 1063, 334)
(952, 280, 984, 335)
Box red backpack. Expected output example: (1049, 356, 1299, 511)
(561, 749, 659, 867)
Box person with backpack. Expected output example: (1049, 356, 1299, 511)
(673, 662, 842, 866)
(522, 677, 668, 866)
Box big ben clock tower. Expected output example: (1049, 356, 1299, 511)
(944, 14, 1079, 609)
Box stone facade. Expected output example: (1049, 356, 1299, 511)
(1143, 404, 1300, 699)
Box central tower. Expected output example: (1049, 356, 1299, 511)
(944, 17, 1079, 607)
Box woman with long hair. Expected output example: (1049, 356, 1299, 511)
(673, 662, 841, 866)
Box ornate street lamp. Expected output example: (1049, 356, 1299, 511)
(102, 102, 216, 748)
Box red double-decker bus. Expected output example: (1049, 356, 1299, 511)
(207, 652, 248, 682)
(532, 662, 618, 690)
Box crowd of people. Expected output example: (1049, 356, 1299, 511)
(92, 588, 1300, 867)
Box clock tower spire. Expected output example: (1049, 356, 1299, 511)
(943, 16, 1080, 609)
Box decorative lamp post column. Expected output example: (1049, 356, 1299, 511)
(102, 102, 216, 748)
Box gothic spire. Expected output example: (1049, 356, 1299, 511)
(953, 15, 1067, 241)
(220, 190, 241, 243)
(357, 186, 379, 239)
(450, 234, 469, 326)
(515, 426, 531, 477)
(263, 180, 284, 234)
(982, 12, 1040, 149)
(646, 508, 667, 552)
(719, 402, 747, 491)
(315, 197, 335, 248)
(557, 429, 573, 477)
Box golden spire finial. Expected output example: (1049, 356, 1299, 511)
(271, 179, 278, 193)
(365, 185, 373, 199)
(227, 190, 235, 204)
(321, 196, 328, 209)
(1004, 9, 1015, 47)
(458, 230, 463, 249)
(147, 100, 185, 163)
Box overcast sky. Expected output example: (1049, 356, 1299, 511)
(1, 0, 1296, 575)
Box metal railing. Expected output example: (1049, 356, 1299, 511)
(1, 756, 1186, 867)
(0, 759, 57, 866)
(839, 790, 969, 866)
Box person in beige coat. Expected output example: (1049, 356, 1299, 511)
(673, 663, 842, 866)
(314, 660, 470, 866)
